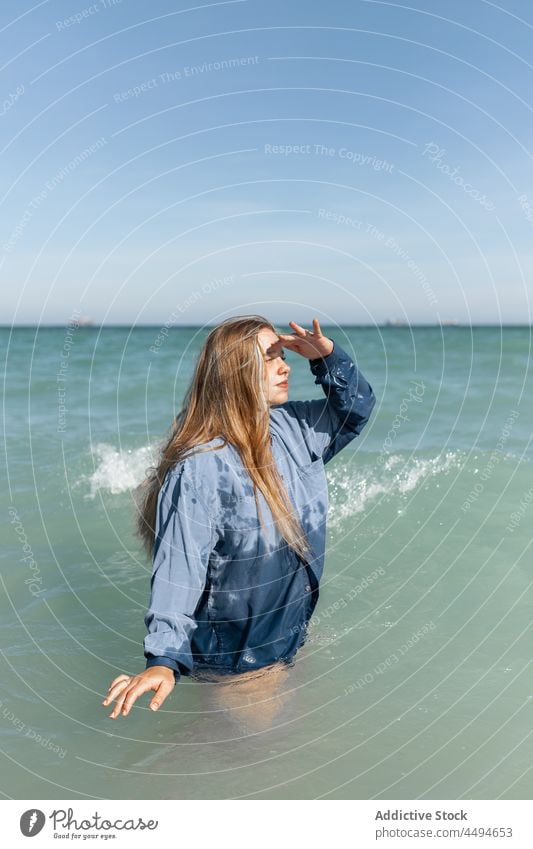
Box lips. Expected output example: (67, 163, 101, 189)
(277, 381, 289, 387)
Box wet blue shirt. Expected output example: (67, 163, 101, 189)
(144, 340, 376, 683)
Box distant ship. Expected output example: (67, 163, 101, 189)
(77, 316, 94, 327)
(385, 318, 408, 326)
(385, 318, 460, 326)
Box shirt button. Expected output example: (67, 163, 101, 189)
(304, 585, 311, 592)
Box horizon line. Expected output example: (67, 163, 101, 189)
(1, 322, 531, 329)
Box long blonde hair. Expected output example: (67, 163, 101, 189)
(134, 315, 311, 562)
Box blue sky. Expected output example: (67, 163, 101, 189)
(1, 0, 532, 324)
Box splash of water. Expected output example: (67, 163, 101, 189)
(327, 451, 465, 529)
(82, 443, 466, 525)
(83, 442, 159, 498)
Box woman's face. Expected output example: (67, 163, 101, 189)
(257, 328, 291, 406)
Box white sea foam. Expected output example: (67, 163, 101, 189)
(83, 442, 159, 498)
(82, 443, 465, 520)
(327, 451, 465, 529)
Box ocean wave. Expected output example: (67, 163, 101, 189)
(82, 443, 468, 520)
(327, 451, 466, 529)
(82, 442, 159, 498)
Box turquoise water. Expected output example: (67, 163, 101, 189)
(1, 324, 533, 800)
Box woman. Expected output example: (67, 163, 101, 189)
(102, 316, 376, 720)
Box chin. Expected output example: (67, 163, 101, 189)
(270, 390, 288, 406)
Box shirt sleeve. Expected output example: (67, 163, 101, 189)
(282, 339, 376, 464)
(143, 462, 216, 683)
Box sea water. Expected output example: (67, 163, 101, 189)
(1, 324, 532, 800)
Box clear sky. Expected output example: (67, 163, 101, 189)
(1, 0, 532, 325)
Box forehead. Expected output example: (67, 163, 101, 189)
(257, 328, 280, 353)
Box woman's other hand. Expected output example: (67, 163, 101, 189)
(102, 667, 175, 719)
(278, 318, 334, 360)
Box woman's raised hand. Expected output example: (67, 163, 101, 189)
(102, 667, 175, 719)
(278, 318, 334, 360)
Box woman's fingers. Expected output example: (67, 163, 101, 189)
(114, 678, 162, 718)
(279, 323, 308, 345)
(312, 318, 323, 336)
(116, 678, 170, 716)
(108, 681, 141, 718)
(148, 678, 174, 712)
(278, 320, 325, 357)
(288, 320, 307, 336)
(118, 683, 149, 717)
(102, 679, 131, 709)
(287, 319, 323, 338)
(105, 674, 174, 718)
(107, 673, 131, 691)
